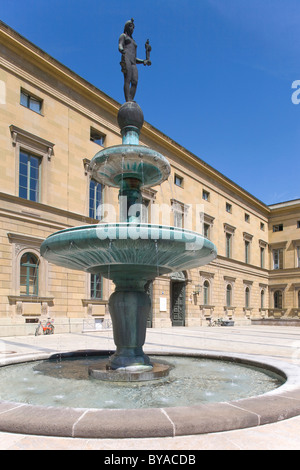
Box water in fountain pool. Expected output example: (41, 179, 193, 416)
(0, 356, 284, 409)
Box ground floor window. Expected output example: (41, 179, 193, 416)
(226, 284, 232, 307)
(90, 274, 102, 299)
(20, 253, 39, 296)
(274, 290, 283, 309)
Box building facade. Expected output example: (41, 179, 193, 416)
(0, 22, 299, 335)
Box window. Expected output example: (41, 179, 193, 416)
(203, 223, 210, 239)
(203, 280, 210, 305)
(174, 174, 183, 187)
(226, 284, 232, 307)
(90, 128, 105, 146)
(297, 221, 300, 229)
(174, 209, 183, 228)
(202, 190, 210, 201)
(90, 274, 102, 299)
(297, 247, 300, 268)
(226, 233, 232, 258)
(260, 222, 265, 231)
(89, 179, 103, 219)
(298, 290, 300, 308)
(20, 89, 42, 114)
(20, 253, 39, 296)
(245, 241, 250, 264)
(273, 249, 283, 270)
(226, 202, 232, 213)
(261, 290, 265, 309)
(273, 224, 283, 232)
(260, 247, 265, 268)
(245, 213, 250, 223)
(245, 287, 250, 308)
(274, 290, 283, 309)
(19, 151, 41, 202)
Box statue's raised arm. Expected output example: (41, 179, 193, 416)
(119, 18, 151, 102)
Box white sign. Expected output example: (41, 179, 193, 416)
(160, 297, 167, 312)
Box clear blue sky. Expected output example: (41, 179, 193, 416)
(1, 0, 300, 205)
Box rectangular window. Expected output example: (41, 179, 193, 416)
(203, 223, 210, 239)
(273, 249, 283, 270)
(90, 274, 102, 299)
(20, 89, 42, 114)
(202, 190, 210, 201)
(297, 247, 300, 268)
(260, 247, 265, 269)
(90, 128, 105, 146)
(226, 202, 232, 213)
(245, 241, 250, 264)
(273, 224, 283, 232)
(245, 213, 250, 223)
(260, 222, 265, 231)
(174, 209, 183, 228)
(226, 233, 232, 258)
(297, 221, 300, 229)
(89, 179, 103, 219)
(174, 174, 183, 187)
(19, 151, 41, 202)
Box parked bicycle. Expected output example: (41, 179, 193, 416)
(208, 318, 223, 327)
(35, 319, 55, 336)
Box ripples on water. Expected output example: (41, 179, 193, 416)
(0, 356, 284, 409)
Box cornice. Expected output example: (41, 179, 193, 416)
(0, 21, 119, 117)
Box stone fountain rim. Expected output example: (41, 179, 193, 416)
(0, 350, 300, 439)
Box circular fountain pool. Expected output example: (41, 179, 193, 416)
(0, 351, 299, 439)
(0, 354, 284, 409)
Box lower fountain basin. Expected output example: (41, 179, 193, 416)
(40, 223, 217, 282)
(0, 353, 285, 409)
(0, 351, 299, 439)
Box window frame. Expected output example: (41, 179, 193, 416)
(90, 128, 106, 147)
(19, 150, 41, 202)
(174, 174, 183, 188)
(90, 273, 103, 300)
(89, 179, 103, 220)
(20, 89, 43, 114)
(20, 252, 39, 296)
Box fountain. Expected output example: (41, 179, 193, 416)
(0, 20, 299, 440)
(40, 19, 217, 380)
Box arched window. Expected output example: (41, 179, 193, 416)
(245, 287, 250, 308)
(226, 284, 232, 307)
(203, 280, 210, 305)
(261, 289, 265, 309)
(274, 290, 283, 309)
(20, 253, 39, 296)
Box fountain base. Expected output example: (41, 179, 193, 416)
(88, 360, 172, 382)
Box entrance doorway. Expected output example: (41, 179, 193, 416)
(170, 272, 186, 326)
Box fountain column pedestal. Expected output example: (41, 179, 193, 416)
(108, 280, 152, 370)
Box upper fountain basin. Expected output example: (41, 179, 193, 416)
(40, 223, 217, 283)
(89, 145, 171, 188)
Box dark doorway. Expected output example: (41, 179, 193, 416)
(171, 280, 186, 326)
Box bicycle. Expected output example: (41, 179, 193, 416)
(208, 318, 223, 327)
(35, 320, 55, 336)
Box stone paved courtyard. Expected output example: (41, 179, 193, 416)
(0, 325, 300, 450)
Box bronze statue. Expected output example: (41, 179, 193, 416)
(119, 19, 151, 102)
